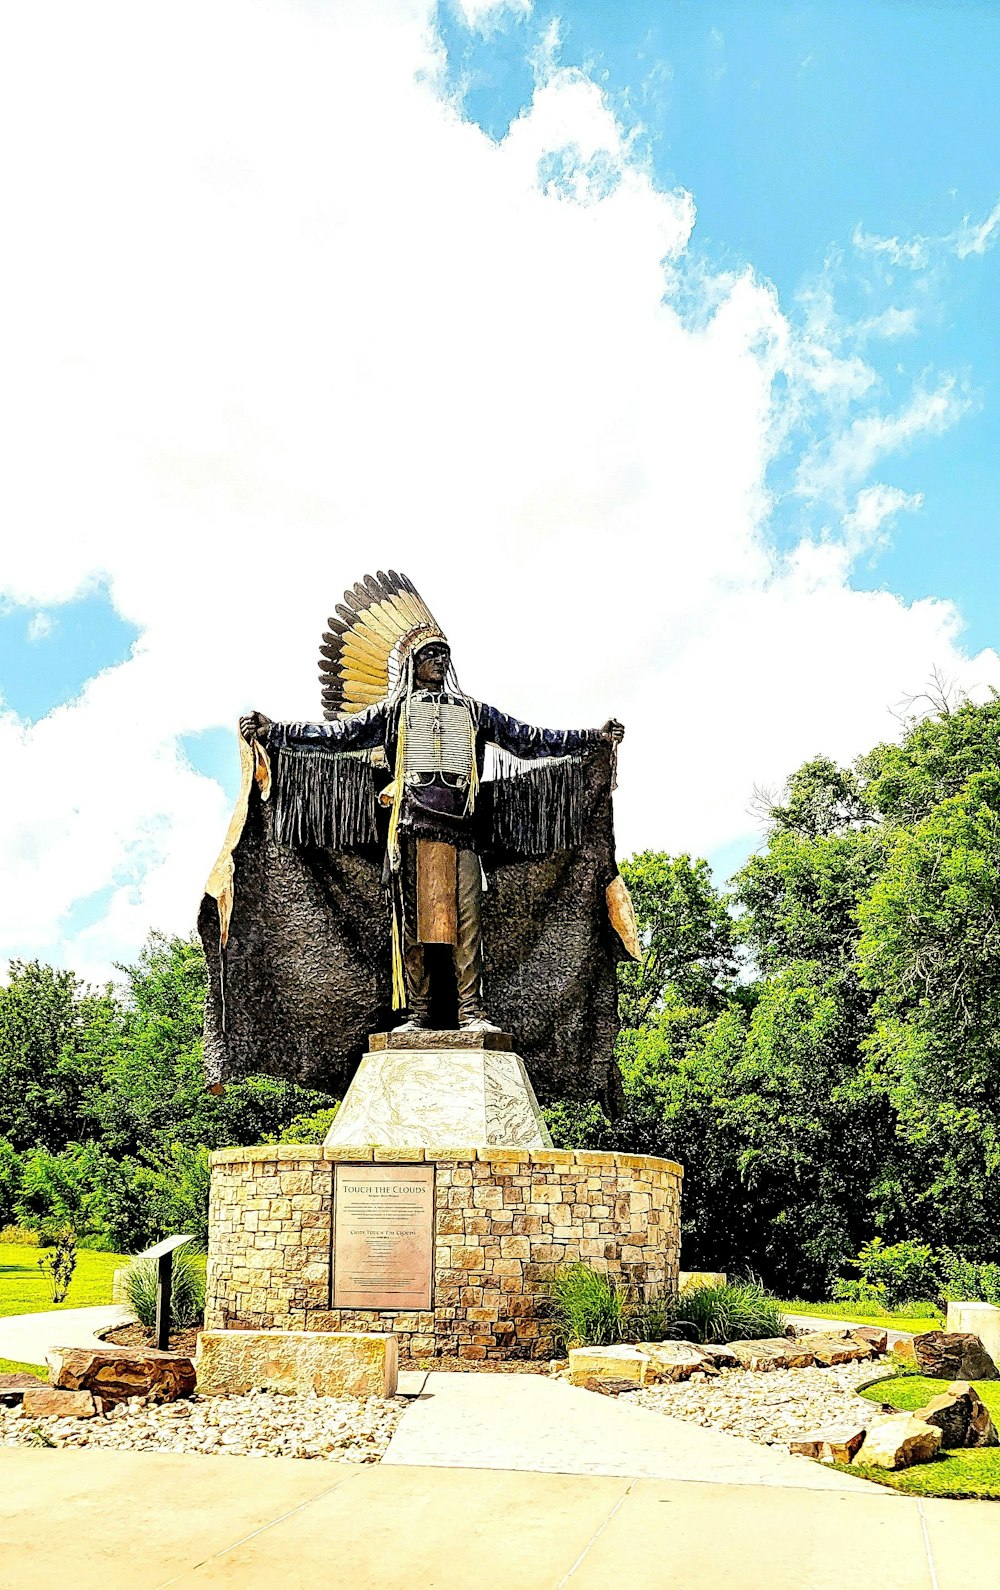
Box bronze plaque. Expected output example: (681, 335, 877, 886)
(333, 1163, 435, 1310)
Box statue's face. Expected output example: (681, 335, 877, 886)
(414, 641, 450, 688)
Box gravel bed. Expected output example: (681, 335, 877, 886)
(630, 1360, 897, 1446)
(1, 1389, 406, 1462)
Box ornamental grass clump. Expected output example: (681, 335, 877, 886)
(670, 1278, 786, 1344)
(124, 1249, 206, 1330)
(548, 1264, 629, 1349)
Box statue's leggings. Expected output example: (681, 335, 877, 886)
(402, 841, 484, 1022)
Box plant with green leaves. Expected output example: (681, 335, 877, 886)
(547, 1264, 629, 1349)
(940, 1252, 1000, 1307)
(37, 1224, 77, 1303)
(670, 1278, 786, 1344)
(123, 1248, 206, 1330)
(834, 1237, 941, 1309)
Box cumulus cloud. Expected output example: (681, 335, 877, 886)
(0, 0, 996, 979)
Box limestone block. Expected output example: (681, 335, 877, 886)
(789, 1425, 866, 1464)
(794, 1331, 875, 1365)
(21, 1387, 96, 1419)
(857, 1415, 941, 1469)
(567, 1345, 651, 1386)
(701, 1344, 739, 1369)
(636, 1341, 718, 1382)
(194, 1330, 398, 1398)
(47, 1346, 196, 1405)
(728, 1338, 815, 1371)
(946, 1302, 1000, 1373)
(0, 1372, 44, 1406)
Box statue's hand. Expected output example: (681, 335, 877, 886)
(239, 711, 272, 744)
(600, 718, 624, 745)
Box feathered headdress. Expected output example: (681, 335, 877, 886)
(318, 571, 448, 720)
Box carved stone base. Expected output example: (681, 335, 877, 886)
(324, 1035, 552, 1150)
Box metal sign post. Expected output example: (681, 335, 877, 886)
(142, 1235, 194, 1351)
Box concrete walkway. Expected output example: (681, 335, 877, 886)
(1, 1447, 995, 1589)
(383, 1370, 881, 1491)
(784, 1311, 917, 1348)
(0, 1305, 133, 1366)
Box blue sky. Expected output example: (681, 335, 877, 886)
(1, 0, 998, 978)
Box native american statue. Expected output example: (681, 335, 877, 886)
(199, 571, 638, 1111)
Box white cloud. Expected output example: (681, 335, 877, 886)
(0, 0, 996, 978)
(795, 379, 971, 504)
(26, 612, 54, 643)
(854, 197, 1000, 270)
(455, 0, 532, 32)
(955, 199, 1000, 260)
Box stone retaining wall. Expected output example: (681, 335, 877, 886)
(206, 1145, 683, 1360)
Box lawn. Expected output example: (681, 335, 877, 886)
(781, 1300, 944, 1334)
(0, 1243, 125, 1317)
(848, 1374, 1000, 1499)
(0, 1357, 47, 1379)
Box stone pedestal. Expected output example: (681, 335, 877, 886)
(324, 1031, 553, 1151)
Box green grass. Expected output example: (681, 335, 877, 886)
(845, 1374, 1000, 1499)
(0, 1357, 47, 1379)
(781, 1300, 944, 1334)
(0, 1243, 125, 1317)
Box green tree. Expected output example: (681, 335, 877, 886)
(617, 852, 735, 1026)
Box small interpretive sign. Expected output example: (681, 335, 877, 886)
(333, 1162, 435, 1310)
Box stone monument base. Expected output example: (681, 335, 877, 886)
(206, 1143, 683, 1360)
(325, 1031, 552, 1151)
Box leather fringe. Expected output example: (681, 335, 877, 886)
(491, 756, 584, 855)
(272, 747, 378, 850)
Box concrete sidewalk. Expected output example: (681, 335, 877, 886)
(0, 1305, 134, 1366)
(1, 1447, 994, 1589)
(383, 1369, 881, 1490)
(784, 1312, 917, 1348)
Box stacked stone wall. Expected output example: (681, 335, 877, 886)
(206, 1144, 682, 1360)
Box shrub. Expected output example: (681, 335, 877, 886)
(669, 1278, 786, 1344)
(0, 1224, 39, 1246)
(940, 1252, 1000, 1308)
(840, 1238, 941, 1308)
(831, 1278, 889, 1308)
(124, 1249, 206, 1330)
(547, 1265, 629, 1348)
(36, 1224, 77, 1303)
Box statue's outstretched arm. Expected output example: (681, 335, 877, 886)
(240, 702, 387, 751)
(479, 702, 623, 760)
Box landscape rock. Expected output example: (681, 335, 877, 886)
(901, 1330, 999, 1382)
(0, 1373, 45, 1406)
(632, 1359, 895, 1447)
(913, 1380, 998, 1449)
(851, 1327, 888, 1354)
(195, 1330, 397, 1398)
(788, 1424, 866, 1464)
(636, 1341, 719, 1382)
(728, 1337, 816, 1371)
(794, 1332, 874, 1366)
(567, 1345, 651, 1387)
(574, 1374, 645, 1397)
(856, 1414, 942, 1470)
(21, 1387, 96, 1419)
(700, 1344, 739, 1369)
(47, 1346, 196, 1406)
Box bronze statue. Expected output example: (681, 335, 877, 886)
(239, 572, 623, 1033)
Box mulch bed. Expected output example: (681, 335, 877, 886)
(103, 1324, 202, 1356)
(399, 1356, 555, 1374)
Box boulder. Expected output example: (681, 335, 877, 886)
(574, 1374, 644, 1397)
(728, 1337, 816, 1371)
(636, 1341, 719, 1382)
(913, 1381, 999, 1450)
(47, 1345, 196, 1406)
(789, 1424, 867, 1464)
(794, 1331, 874, 1366)
(701, 1344, 739, 1369)
(851, 1326, 888, 1354)
(856, 1415, 942, 1470)
(0, 1372, 45, 1406)
(567, 1345, 651, 1388)
(21, 1387, 96, 1419)
(908, 1330, 999, 1381)
(195, 1329, 397, 1398)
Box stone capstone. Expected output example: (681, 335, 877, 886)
(324, 1041, 553, 1151)
(897, 1330, 999, 1382)
(912, 1380, 999, 1449)
(728, 1338, 815, 1371)
(789, 1424, 867, 1464)
(567, 1345, 651, 1387)
(194, 1330, 398, 1398)
(21, 1386, 96, 1419)
(856, 1415, 942, 1470)
(0, 1372, 45, 1406)
(47, 1345, 196, 1406)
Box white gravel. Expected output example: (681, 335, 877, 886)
(629, 1360, 897, 1446)
(1, 1388, 407, 1462)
